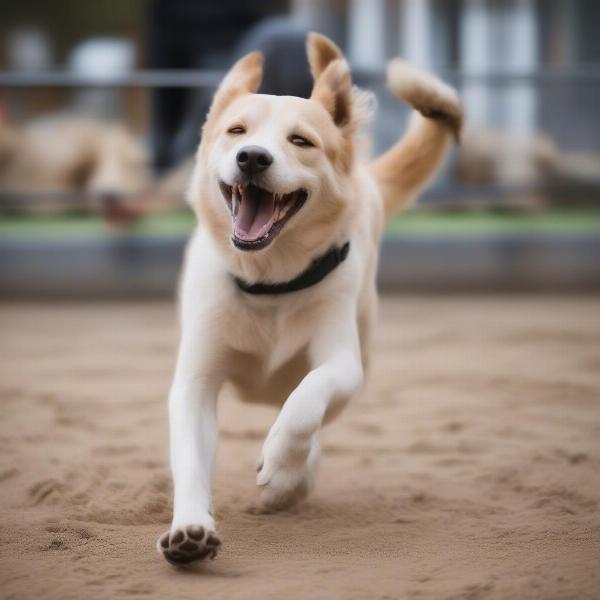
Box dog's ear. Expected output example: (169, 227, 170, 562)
(206, 51, 263, 122)
(307, 33, 343, 80)
(310, 58, 353, 129)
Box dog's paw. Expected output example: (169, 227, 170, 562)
(256, 466, 314, 512)
(156, 525, 221, 565)
(255, 431, 320, 512)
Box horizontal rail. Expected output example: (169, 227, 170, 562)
(358, 66, 600, 85)
(1, 67, 600, 88)
(0, 69, 224, 88)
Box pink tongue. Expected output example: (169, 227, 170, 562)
(234, 187, 276, 241)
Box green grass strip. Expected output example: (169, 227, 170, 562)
(1, 208, 599, 239)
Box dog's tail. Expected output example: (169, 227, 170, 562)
(369, 60, 463, 220)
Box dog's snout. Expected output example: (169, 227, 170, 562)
(236, 146, 273, 175)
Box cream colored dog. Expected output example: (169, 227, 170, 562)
(0, 117, 149, 200)
(157, 33, 462, 564)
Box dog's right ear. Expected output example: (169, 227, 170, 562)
(310, 58, 353, 129)
(206, 51, 264, 122)
(307, 33, 343, 81)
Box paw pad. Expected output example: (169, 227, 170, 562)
(157, 525, 221, 565)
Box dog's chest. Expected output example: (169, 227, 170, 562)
(223, 294, 318, 371)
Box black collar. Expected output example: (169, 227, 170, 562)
(234, 242, 350, 296)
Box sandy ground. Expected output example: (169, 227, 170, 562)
(1, 296, 599, 600)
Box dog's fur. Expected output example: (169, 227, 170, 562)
(158, 33, 462, 564)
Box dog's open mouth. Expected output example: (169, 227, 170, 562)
(219, 182, 308, 250)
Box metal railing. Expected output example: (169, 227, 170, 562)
(2, 66, 600, 88)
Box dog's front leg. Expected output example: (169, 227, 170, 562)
(157, 333, 224, 565)
(257, 306, 364, 511)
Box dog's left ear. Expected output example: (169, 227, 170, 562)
(206, 51, 264, 123)
(307, 33, 343, 80)
(310, 58, 353, 129)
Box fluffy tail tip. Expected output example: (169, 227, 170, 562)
(387, 59, 463, 140)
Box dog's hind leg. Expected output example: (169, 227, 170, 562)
(255, 302, 364, 512)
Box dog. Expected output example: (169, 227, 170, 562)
(157, 33, 462, 564)
(0, 115, 149, 208)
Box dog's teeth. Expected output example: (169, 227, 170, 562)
(232, 186, 243, 215)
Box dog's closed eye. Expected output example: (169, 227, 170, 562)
(228, 126, 246, 135)
(288, 134, 315, 148)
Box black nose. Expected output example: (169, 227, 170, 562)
(236, 145, 273, 175)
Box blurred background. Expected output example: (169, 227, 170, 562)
(1, 0, 599, 296)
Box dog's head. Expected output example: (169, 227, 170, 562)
(190, 33, 371, 271)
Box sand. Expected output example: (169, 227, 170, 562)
(1, 296, 599, 600)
